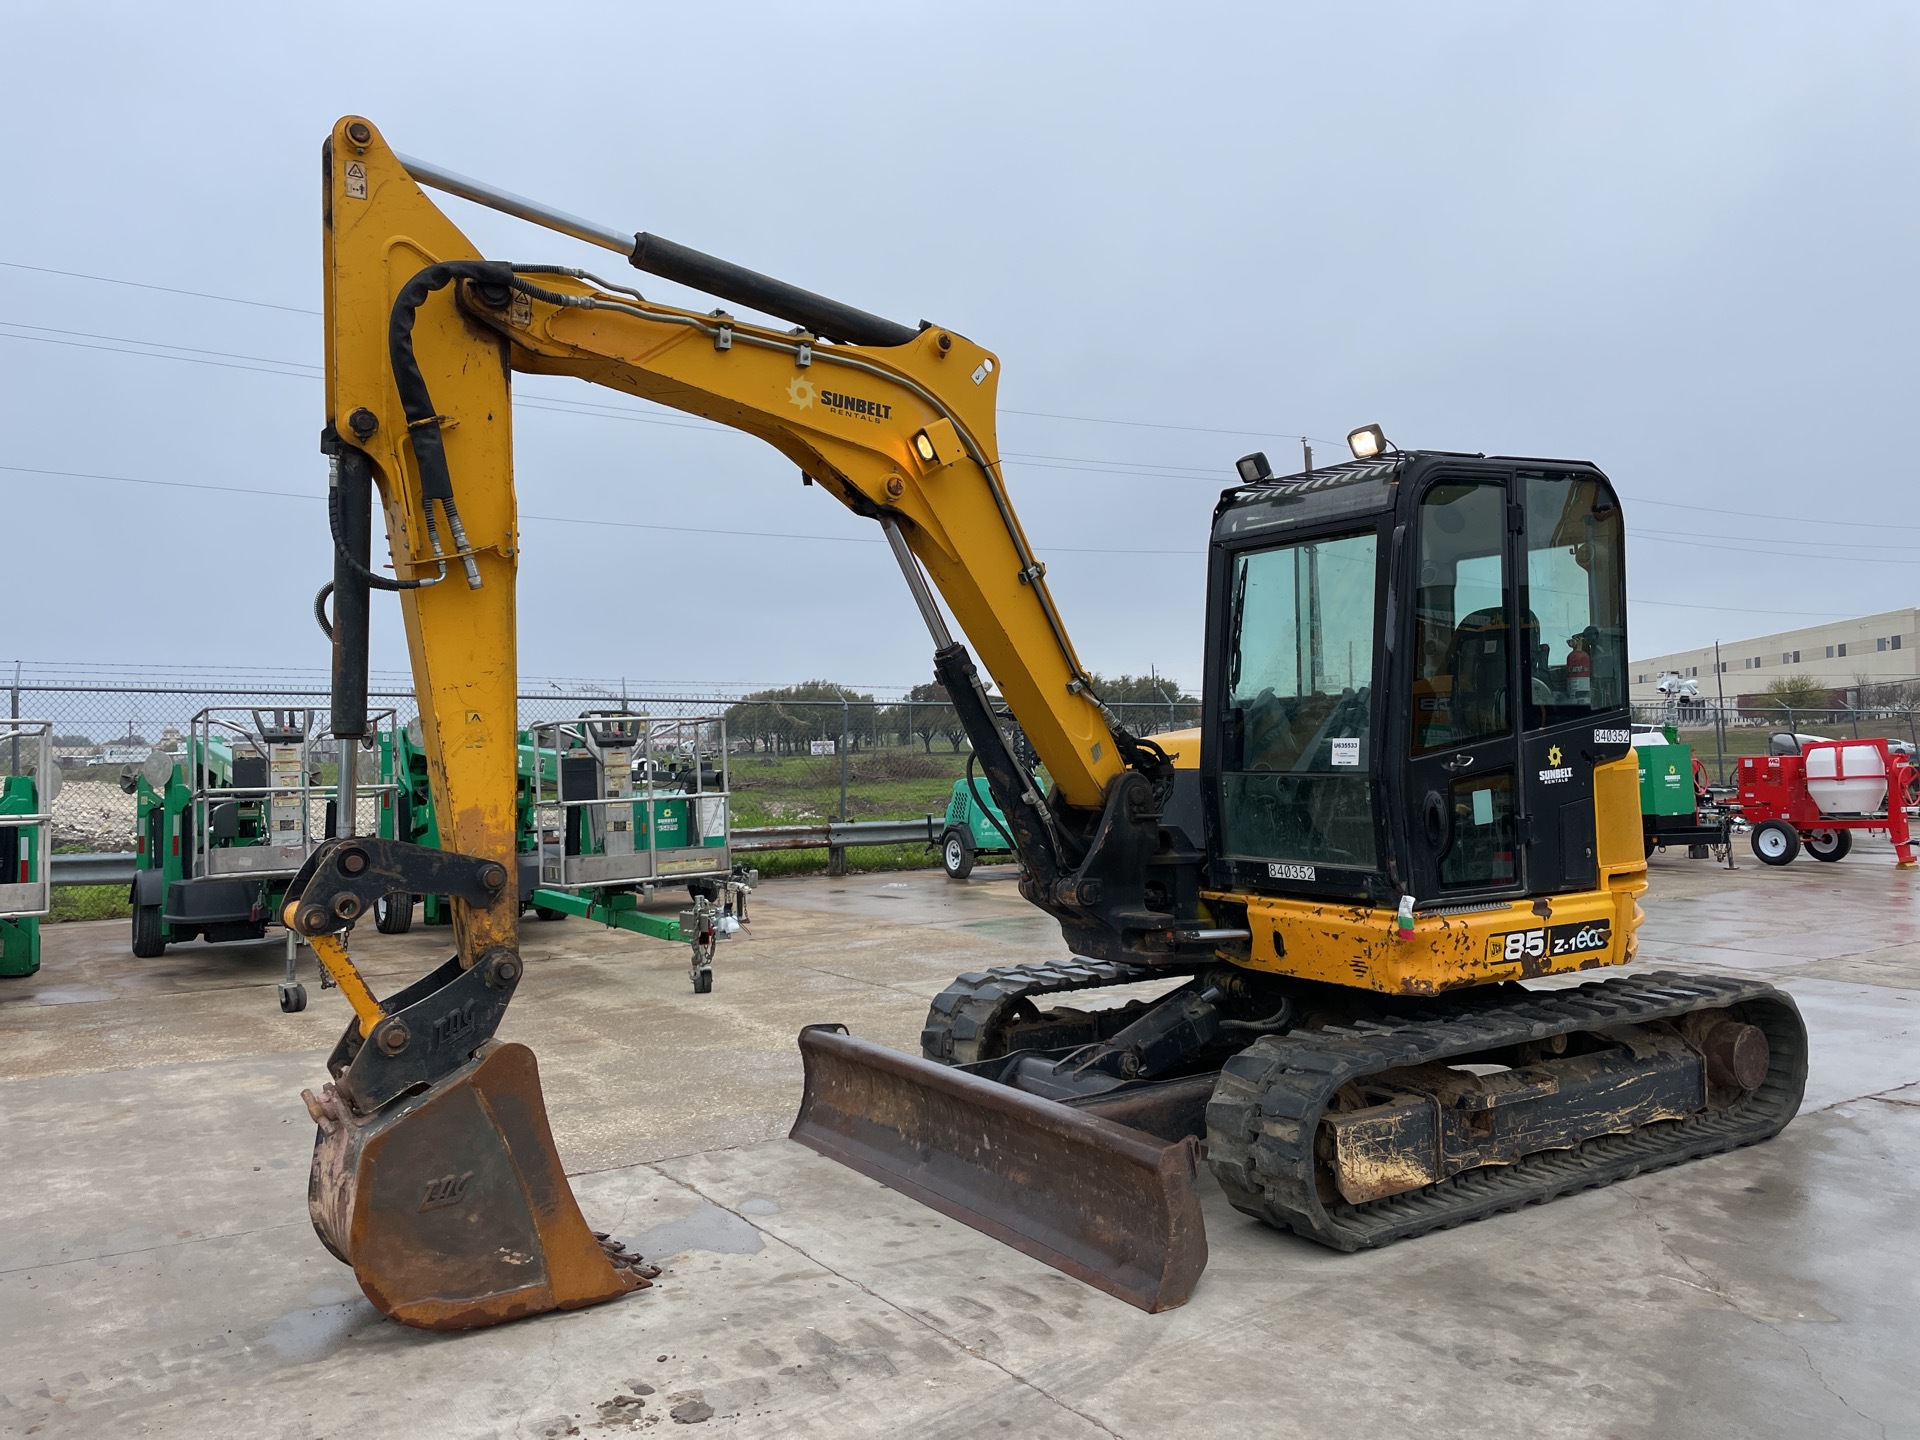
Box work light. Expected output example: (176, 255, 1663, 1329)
(1347, 424, 1389, 460)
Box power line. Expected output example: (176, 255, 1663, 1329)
(1634, 524, 1918, 554)
(9, 266, 1916, 546)
(1000, 405, 1346, 448)
(1631, 532, 1915, 567)
(1628, 493, 1920, 534)
(0, 259, 320, 316)
(0, 463, 1203, 556)
(0, 259, 1336, 442)
(0, 320, 322, 371)
(0, 327, 319, 378)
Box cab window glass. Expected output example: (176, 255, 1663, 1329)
(1411, 482, 1512, 756)
(1221, 532, 1377, 867)
(1520, 473, 1627, 728)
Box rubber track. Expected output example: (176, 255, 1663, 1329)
(920, 957, 1190, 1063)
(1204, 970, 1808, 1251)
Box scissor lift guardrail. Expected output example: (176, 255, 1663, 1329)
(0, 720, 53, 921)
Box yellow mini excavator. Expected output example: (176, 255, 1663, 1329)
(297, 117, 1806, 1328)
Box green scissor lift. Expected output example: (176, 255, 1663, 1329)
(377, 712, 751, 992)
(0, 721, 53, 979)
(128, 707, 398, 1010)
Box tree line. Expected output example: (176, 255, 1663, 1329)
(722, 673, 1199, 755)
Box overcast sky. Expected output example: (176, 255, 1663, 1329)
(3, 2, 1914, 697)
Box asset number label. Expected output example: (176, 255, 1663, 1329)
(1487, 919, 1612, 964)
(1268, 862, 1316, 881)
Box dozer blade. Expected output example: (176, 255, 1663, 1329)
(790, 1024, 1208, 1312)
(306, 1040, 651, 1330)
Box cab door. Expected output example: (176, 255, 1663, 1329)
(1510, 469, 1631, 893)
(1403, 477, 1528, 900)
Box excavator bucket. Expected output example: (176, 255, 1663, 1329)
(790, 1025, 1208, 1312)
(305, 1040, 651, 1330)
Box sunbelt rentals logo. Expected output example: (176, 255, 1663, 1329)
(1539, 744, 1572, 785)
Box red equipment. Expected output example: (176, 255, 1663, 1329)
(1736, 736, 1916, 868)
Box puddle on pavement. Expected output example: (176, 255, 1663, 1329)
(630, 1201, 766, 1262)
(262, 1299, 368, 1362)
(26, 985, 118, 1005)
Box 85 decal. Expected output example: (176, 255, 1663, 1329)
(1487, 919, 1612, 965)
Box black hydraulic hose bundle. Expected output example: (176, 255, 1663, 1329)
(966, 749, 1017, 853)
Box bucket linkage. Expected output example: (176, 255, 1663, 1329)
(288, 836, 655, 1330)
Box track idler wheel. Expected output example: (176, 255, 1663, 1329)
(304, 1041, 656, 1330)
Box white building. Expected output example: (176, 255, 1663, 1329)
(1630, 607, 1918, 707)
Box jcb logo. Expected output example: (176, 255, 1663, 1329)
(420, 1171, 474, 1212)
(431, 1001, 479, 1049)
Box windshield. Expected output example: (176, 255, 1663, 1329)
(1220, 531, 1378, 869)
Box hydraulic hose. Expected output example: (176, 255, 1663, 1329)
(387, 260, 524, 589)
(966, 749, 1017, 852)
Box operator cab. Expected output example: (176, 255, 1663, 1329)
(1200, 448, 1632, 908)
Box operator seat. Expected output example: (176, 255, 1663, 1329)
(1447, 607, 1552, 740)
(1447, 608, 1513, 739)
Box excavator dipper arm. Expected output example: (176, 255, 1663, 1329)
(297, 116, 1209, 1329)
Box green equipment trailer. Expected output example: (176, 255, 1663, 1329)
(0, 721, 53, 979)
(938, 770, 1044, 880)
(1634, 725, 1731, 861)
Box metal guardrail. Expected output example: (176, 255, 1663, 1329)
(731, 817, 940, 852)
(50, 852, 141, 886)
(50, 817, 945, 888)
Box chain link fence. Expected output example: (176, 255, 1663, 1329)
(4, 676, 1200, 853)
(1632, 699, 1920, 787)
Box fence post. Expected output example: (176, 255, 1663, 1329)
(829, 697, 849, 876)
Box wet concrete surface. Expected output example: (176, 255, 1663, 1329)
(2, 845, 1918, 1437)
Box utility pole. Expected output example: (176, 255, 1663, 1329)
(1713, 640, 1727, 785)
(1302, 440, 1313, 475)
(830, 696, 850, 877)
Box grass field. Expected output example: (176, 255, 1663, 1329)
(1674, 718, 1920, 783)
(727, 747, 974, 878)
(726, 746, 974, 825)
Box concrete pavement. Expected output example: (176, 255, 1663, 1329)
(2, 848, 1916, 1438)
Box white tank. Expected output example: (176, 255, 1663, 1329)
(1803, 742, 1888, 817)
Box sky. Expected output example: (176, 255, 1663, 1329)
(2, 2, 1915, 699)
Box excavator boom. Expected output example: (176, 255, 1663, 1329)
(301, 116, 1202, 1329)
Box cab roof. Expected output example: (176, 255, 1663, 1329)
(1211, 449, 1604, 545)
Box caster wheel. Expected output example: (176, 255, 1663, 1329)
(278, 983, 308, 1014)
(1750, 820, 1800, 867)
(692, 968, 714, 994)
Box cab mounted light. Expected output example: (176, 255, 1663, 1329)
(1235, 451, 1272, 484)
(1346, 424, 1391, 460)
(913, 430, 939, 463)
